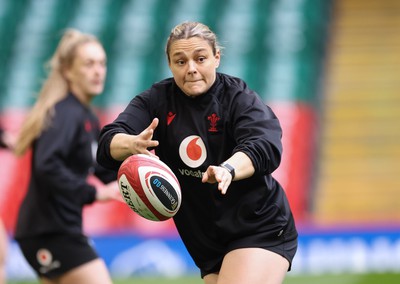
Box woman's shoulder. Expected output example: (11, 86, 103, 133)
(56, 93, 81, 107)
(138, 77, 175, 103)
(216, 73, 258, 104)
(217, 73, 248, 91)
(54, 94, 88, 120)
(136, 78, 174, 98)
(149, 77, 175, 93)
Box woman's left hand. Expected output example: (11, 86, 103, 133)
(202, 165, 232, 195)
(95, 181, 124, 203)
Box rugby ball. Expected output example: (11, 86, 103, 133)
(117, 154, 181, 221)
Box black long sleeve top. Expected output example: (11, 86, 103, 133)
(97, 73, 297, 267)
(15, 94, 116, 239)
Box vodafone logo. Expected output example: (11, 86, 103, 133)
(37, 249, 52, 266)
(179, 135, 207, 168)
(36, 248, 61, 274)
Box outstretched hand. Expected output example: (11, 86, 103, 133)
(110, 118, 160, 161)
(131, 118, 159, 156)
(202, 165, 232, 195)
(96, 181, 124, 203)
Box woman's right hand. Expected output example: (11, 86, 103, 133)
(110, 118, 159, 161)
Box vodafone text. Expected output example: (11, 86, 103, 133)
(178, 168, 203, 178)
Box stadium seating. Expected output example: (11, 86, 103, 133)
(314, 0, 400, 225)
(0, 0, 331, 105)
(0, 0, 29, 108)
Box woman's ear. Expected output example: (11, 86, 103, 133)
(215, 50, 221, 68)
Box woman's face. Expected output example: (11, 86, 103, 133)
(168, 37, 220, 97)
(65, 42, 107, 103)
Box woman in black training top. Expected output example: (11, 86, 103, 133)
(97, 21, 298, 284)
(14, 29, 121, 284)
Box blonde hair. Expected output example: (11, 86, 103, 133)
(165, 21, 222, 63)
(14, 29, 100, 156)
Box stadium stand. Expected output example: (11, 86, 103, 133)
(0, 0, 29, 109)
(314, 0, 400, 225)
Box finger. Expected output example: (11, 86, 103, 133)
(141, 139, 158, 149)
(148, 118, 159, 131)
(144, 149, 158, 157)
(214, 168, 224, 183)
(218, 170, 232, 194)
(141, 128, 154, 140)
(201, 171, 208, 183)
(203, 166, 219, 184)
(218, 179, 227, 194)
(219, 179, 231, 195)
(142, 119, 160, 141)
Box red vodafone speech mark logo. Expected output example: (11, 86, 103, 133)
(179, 135, 207, 168)
(36, 249, 52, 266)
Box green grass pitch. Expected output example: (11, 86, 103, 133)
(8, 272, 400, 284)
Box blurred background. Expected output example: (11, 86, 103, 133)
(0, 0, 399, 282)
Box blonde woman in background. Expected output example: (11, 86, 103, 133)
(13, 29, 121, 284)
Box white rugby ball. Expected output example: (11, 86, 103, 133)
(117, 154, 181, 221)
